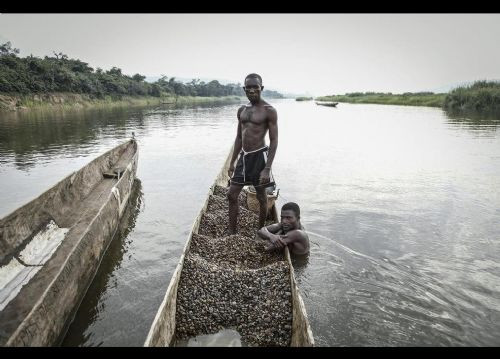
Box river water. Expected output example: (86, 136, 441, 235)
(0, 99, 499, 346)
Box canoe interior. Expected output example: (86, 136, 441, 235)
(144, 147, 314, 347)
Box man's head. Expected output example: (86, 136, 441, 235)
(281, 202, 300, 232)
(243, 73, 264, 103)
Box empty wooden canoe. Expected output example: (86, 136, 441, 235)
(0, 139, 138, 346)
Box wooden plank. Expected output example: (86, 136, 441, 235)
(285, 247, 315, 346)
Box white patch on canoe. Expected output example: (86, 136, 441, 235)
(18, 220, 69, 265)
(0, 220, 68, 311)
(0, 259, 42, 311)
(112, 186, 130, 217)
(112, 187, 121, 205)
(118, 191, 130, 217)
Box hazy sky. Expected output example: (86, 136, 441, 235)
(1, 14, 499, 96)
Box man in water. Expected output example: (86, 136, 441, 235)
(257, 202, 310, 255)
(227, 73, 278, 233)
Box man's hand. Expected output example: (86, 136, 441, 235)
(259, 167, 271, 184)
(228, 164, 235, 178)
(270, 234, 287, 249)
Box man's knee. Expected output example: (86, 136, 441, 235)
(256, 189, 267, 203)
(227, 186, 241, 203)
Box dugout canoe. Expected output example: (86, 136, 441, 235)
(144, 147, 314, 347)
(0, 139, 138, 346)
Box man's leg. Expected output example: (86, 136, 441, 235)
(255, 185, 268, 229)
(227, 183, 244, 234)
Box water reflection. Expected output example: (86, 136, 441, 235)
(0, 107, 146, 169)
(444, 109, 500, 137)
(1, 100, 500, 347)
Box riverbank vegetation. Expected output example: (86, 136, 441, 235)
(295, 97, 313, 101)
(443, 81, 500, 113)
(0, 41, 282, 111)
(316, 80, 500, 116)
(315, 92, 446, 107)
(0, 93, 243, 111)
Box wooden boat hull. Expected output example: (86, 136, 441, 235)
(144, 147, 314, 347)
(0, 139, 138, 346)
(316, 102, 338, 107)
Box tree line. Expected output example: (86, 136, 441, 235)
(0, 42, 283, 99)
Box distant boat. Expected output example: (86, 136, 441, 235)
(315, 102, 338, 107)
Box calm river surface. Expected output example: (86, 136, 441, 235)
(1, 99, 499, 346)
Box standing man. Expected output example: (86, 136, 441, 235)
(227, 73, 278, 234)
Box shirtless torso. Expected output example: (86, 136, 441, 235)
(238, 102, 275, 152)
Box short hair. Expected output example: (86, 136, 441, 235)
(281, 202, 300, 218)
(245, 73, 263, 85)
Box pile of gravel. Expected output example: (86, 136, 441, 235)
(174, 184, 292, 347)
(198, 208, 260, 239)
(175, 255, 292, 346)
(189, 233, 283, 270)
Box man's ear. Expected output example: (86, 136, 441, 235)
(261, 86, 265, 91)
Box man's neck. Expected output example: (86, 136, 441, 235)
(282, 222, 301, 233)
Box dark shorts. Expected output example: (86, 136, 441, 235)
(230, 146, 276, 188)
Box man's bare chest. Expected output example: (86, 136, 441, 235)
(241, 106, 268, 126)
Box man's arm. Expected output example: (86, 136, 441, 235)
(257, 223, 282, 238)
(263, 229, 308, 252)
(228, 106, 244, 177)
(265, 107, 278, 168)
(257, 223, 284, 251)
(259, 107, 278, 184)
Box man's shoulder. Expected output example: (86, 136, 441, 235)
(289, 228, 309, 241)
(263, 104, 277, 117)
(237, 105, 247, 117)
(266, 222, 282, 231)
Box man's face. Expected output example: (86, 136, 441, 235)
(243, 77, 263, 102)
(281, 209, 299, 232)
